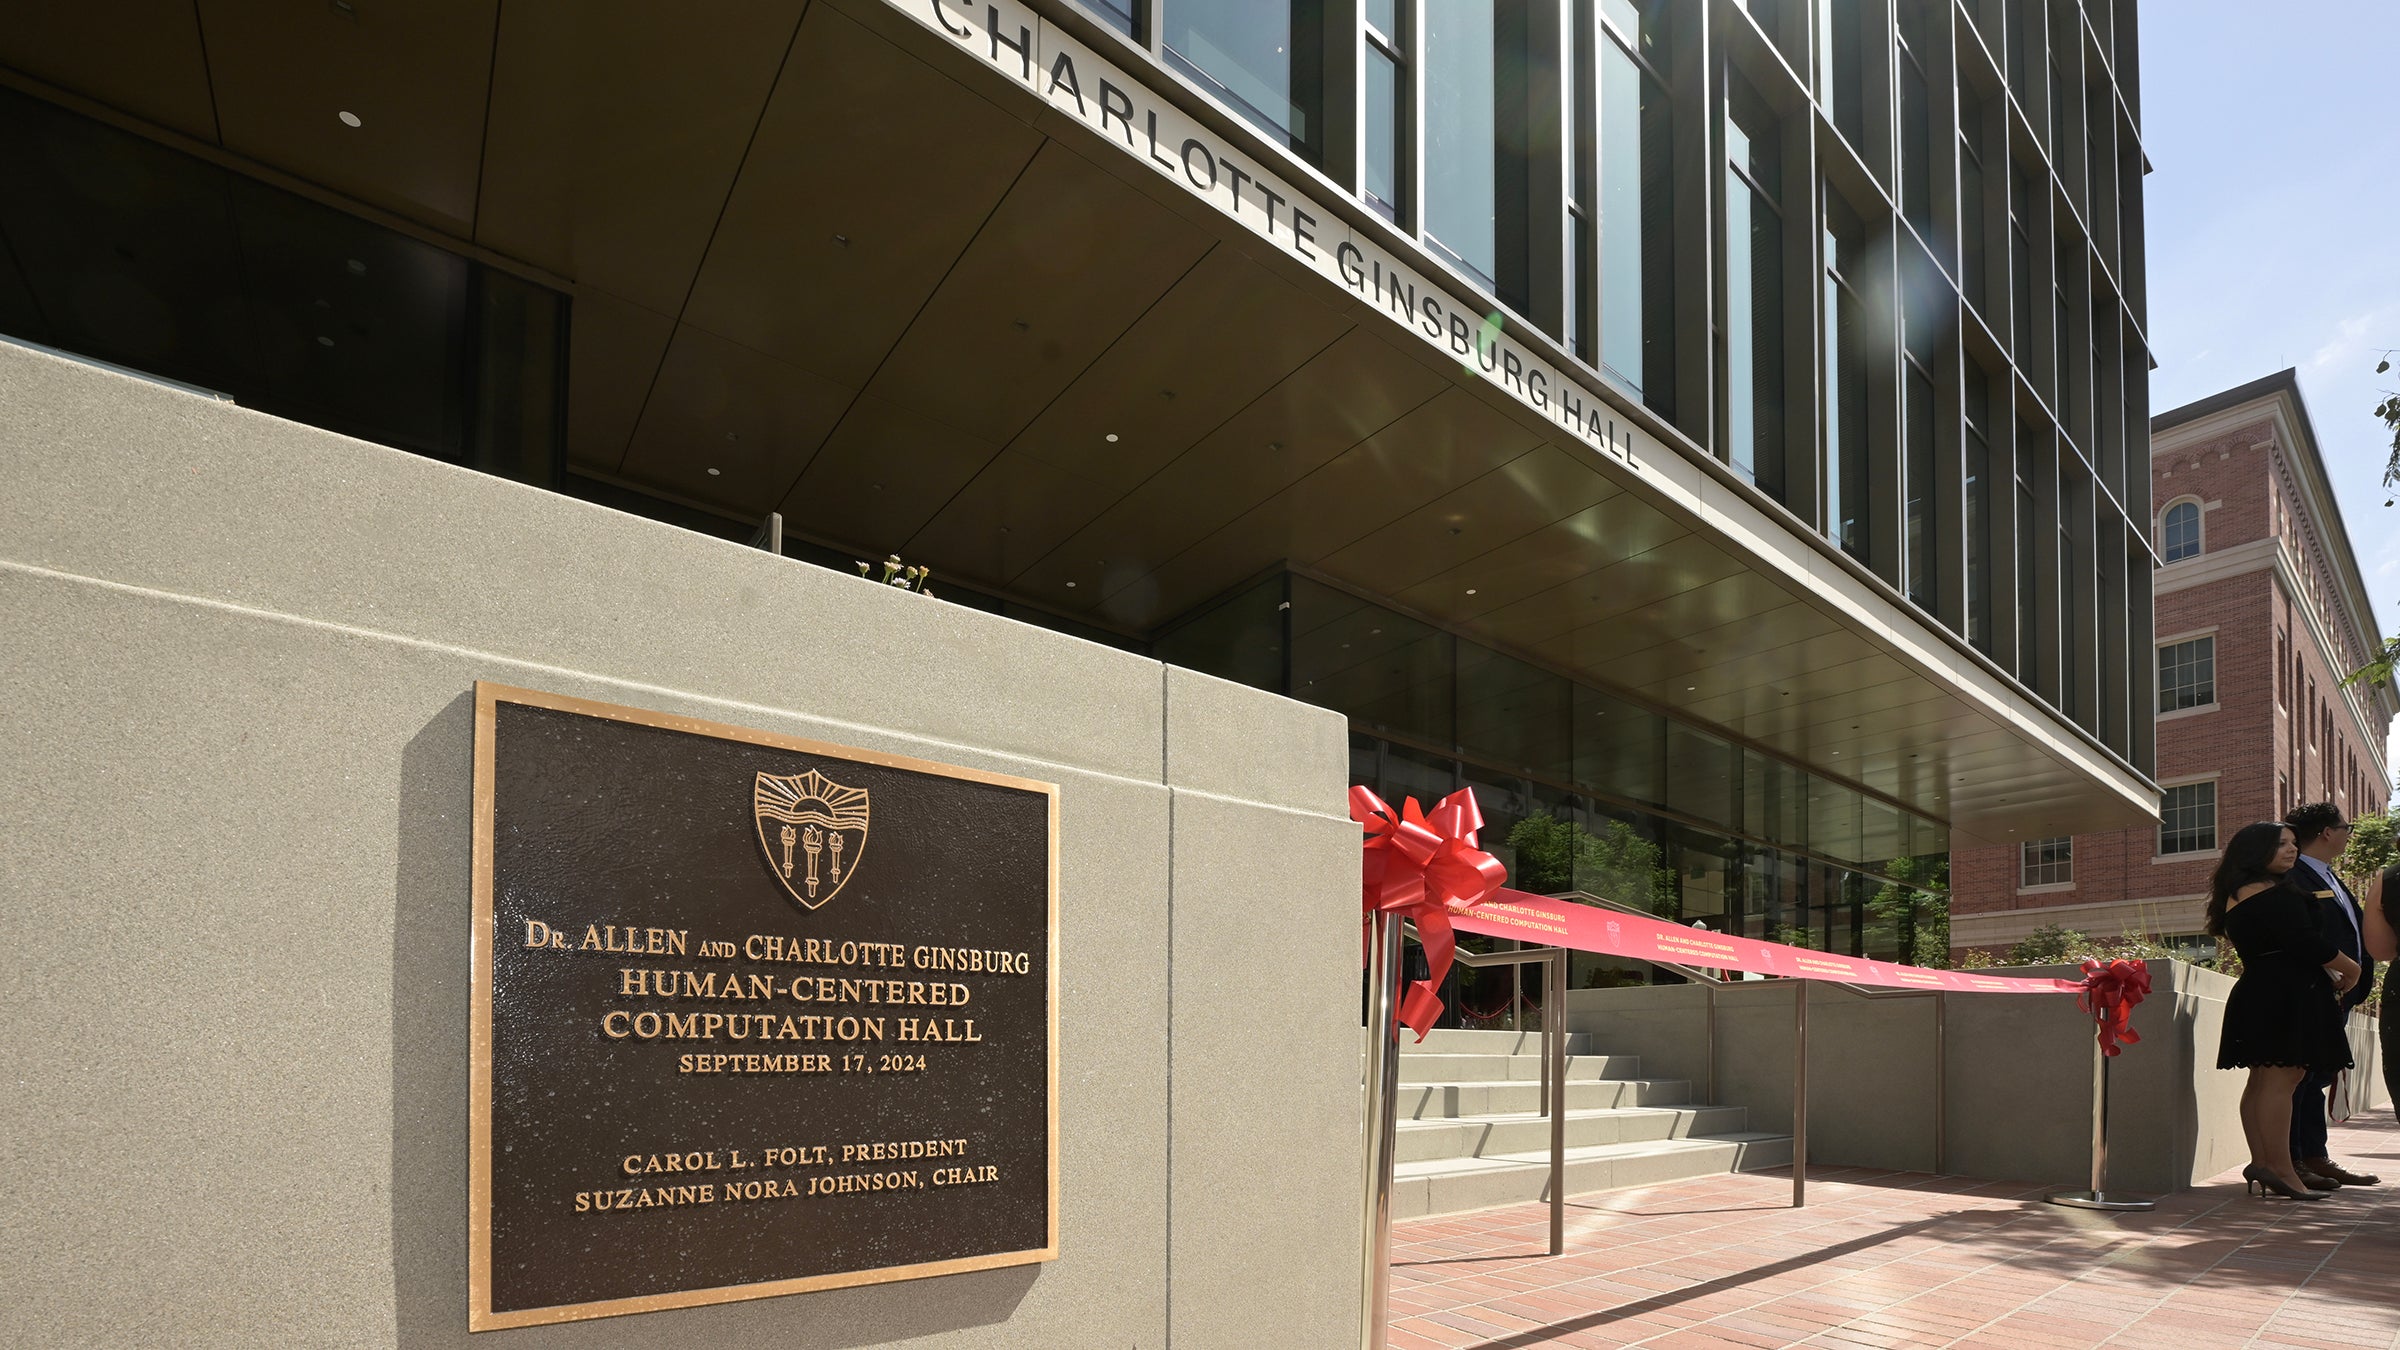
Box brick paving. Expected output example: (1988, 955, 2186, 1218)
(1387, 1112, 2400, 1349)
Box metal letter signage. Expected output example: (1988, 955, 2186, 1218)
(469, 683, 1059, 1330)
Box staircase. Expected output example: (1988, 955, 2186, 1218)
(1387, 1027, 1791, 1219)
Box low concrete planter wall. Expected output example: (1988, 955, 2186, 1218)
(1566, 961, 2388, 1195)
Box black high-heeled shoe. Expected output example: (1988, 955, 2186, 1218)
(2243, 1164, 2326, 1200)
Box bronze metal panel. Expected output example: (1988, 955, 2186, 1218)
(680, 5, 1041, 388)
(778, 393, 1001, 548)
(903, 452, 1123, 582)
(1392, 499, 1694, 623)
(474, 0, 800, 314)
(1319, 444, 1636, 598)
(0, 2, 217, 140)
(1110, 390, 1548, 624)
(469, 683, 1059, 1330)
(1005, 244, 1353, 495)
(619, 324, 853, 512)
(1496, 535, 1751, 649)
(864, 142, 1214, 447)
(1013, 328, 1446, 606)
(566, 291, 676, 472)
(198, 0, 497, 237)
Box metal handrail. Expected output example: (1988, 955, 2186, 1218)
(1446, 941, 1569, 1257)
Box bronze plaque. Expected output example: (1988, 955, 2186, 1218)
(469, 683, 1058, 1330)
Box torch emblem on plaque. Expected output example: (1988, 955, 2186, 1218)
(754, 769, 871, 910)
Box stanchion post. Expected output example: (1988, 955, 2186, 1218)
(1791, 978, 1807, 1208)
(2046, 1014, 2154, 1211)
(1548, 947, 1566, 1257)
(1360, 913, 1404, 1350)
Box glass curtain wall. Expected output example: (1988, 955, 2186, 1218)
(1128, 0, 2156, 766)
(1161, 571, 1950, 996)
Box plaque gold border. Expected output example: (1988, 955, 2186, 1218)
(468, 681, 1062, 1331)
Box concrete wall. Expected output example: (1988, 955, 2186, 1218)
(0, 340, 1360, 1349)
(1568, 962, 2388, 1195)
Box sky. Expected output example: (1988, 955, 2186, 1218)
(2137, 0, 2400, 792)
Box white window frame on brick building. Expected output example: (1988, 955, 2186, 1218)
(2157, 631, 2216, 717)
(2019, 836, 2073, 891)
(2159, 778, 2219, 858)
(2160, 497, 2203, 563)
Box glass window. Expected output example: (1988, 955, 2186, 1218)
(1819, 0, 1866, 151)
(1724, 79, 1784, 499)
(1423, 0, 1498, 289)
(1574, 684, 1665, 807)
(2159, 637, 2214, 712)
(2015, 424, 2043, 688)
(2020, 836, 2073, 887)
(1457, 644, 1573, 783)
(1163, 1, 1324, 161)
(1965, 374, 1994, 652)
(1897, 4, 1934, 241)
(1904, 356, 1937, 610)
(2162, 500, 2201, 562)
(1959, 92, 1989, 310)
(2010, 167, 2036, 361)
(2161, 782, 2217, 856)
(1074, 0, 1135, 37)
(1154, 573, 1287, 693)
(1598, 12, 1675, 416)
(1287, 577, 1456, 746)
(1823, 191, 1870, 561)
(1364, 44, 1401, 222)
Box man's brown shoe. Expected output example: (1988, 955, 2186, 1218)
(2300, 1158, 2381, 1186)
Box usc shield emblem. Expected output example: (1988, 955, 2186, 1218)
(753, 769, 871, 910)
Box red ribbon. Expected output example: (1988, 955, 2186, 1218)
(2076, 958, 2151, 1057)
(1352, 785, 1508, 1041)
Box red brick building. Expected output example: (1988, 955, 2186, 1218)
(1951, 370, 2400, 956)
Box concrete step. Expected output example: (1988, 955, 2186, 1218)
(1396, 1027, 1595, 1056)
(1400, 1078, 1690, 1119)
(1391, 1133, 1795, 1219)
(1397, 1052, 1640, 1084)
(1393, 1104, 1750, 1164)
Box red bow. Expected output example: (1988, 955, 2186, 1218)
(1351, 785, 1509, 1040)
(2076, 958, 2151, 1057)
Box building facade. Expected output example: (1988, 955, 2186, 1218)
(1952, 371, 2400, 955)
(0, 0, 2159, 971)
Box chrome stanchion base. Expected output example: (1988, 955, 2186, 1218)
(2044, 1189, 2155, 1212)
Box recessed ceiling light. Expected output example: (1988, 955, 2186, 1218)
(706, 467, 721, 476)
(338, 110, 362, 128)
(833, 234, 850, 246)
(1066, 581, 1078, 588)
(725, 431, 739, 443)
(1465, 588, 1478, 595)
(344, 258, 365, 275)
(1105, 433, 1119, 443)
(1686, 686, 1696, 691)
(315, 335, 335, 347)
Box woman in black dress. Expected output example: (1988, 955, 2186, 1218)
(2208, 821, 2360, 1200)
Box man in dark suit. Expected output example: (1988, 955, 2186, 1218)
(2285, 802, 2380, 1186)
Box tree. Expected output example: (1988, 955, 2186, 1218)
(1504, 812, 1679, 919)
(2006, 923, 2090, 966)
(1865, 855, 1952, 968)
(2337, 812, 2396, 892)
(2341, 354, 2400, 689)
